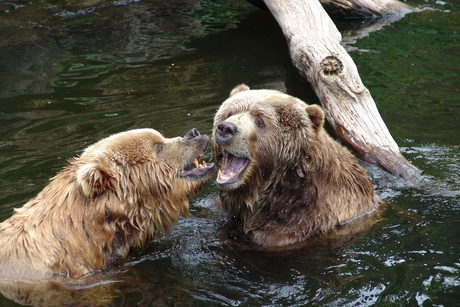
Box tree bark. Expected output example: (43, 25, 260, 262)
(263, 0, 423, 185)
(248, 0, 414, 17)
(321, 0, 413, 17)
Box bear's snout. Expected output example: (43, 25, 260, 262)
(216, 122, 237, 145)
(184, 128, 210, 145)
(185, 128, 201, 140)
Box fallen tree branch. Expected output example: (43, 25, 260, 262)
(263, 0, 423, 185)
(321, 0, 413, 17)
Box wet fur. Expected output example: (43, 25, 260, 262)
(213, 85, 379, 247)
(0, 129, 211, 280)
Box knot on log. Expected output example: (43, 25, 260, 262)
(321, 56, 343, 76)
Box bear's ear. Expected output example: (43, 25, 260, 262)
(230, 84, 250, 96)
(305, 105, 325, 130)
(76, 163, 115, 198)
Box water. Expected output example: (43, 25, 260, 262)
(0, 0, 459, 305)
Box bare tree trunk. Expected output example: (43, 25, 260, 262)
(263, 0, 423, 185)
(248, 0, 414, 17)
(321, 0, 413, 17)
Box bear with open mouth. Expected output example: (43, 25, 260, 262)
(212, 84, 379, 247)
(0, 128, 214, 280)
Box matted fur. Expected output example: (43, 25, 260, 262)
(0, 128, 213, 280)
(213, 85, 379, 247)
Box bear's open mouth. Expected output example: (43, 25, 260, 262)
(216, 150, 250, 186)
(181, 153, 215, 179)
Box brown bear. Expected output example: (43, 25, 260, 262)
(0, 128, 214, 280)
(212, 84, 379, 247)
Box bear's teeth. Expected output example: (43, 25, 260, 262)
(218, 169, 226, 179)
(192, 157, 209, 169)
(218, 169, 233, 180)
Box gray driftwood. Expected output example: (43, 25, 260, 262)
(263, 0, 422, 185)
(321, 0, 413, 17)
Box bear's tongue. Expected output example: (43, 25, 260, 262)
(217, 151, 249, 185)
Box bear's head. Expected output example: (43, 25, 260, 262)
(212, 85, 377, 247)
(212, 84, 324, 191)
(76, 128, 215, 200)
(75, 128, 215, 223)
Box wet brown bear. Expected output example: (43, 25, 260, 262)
(0, 128, 214, 280)
(213, 85, 379, 247)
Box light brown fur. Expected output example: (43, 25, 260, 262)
(213, 85, 379, 247)
(0, 128, 214, 280)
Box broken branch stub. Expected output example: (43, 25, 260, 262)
(263, 0, 423, 185)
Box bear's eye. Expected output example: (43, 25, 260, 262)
(255, 117, 265, 128)
(156, 144, 164, 154)
(227, 111, 232, 118)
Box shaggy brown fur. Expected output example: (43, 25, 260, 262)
(213, 85, 379, 247)
(0, 128, 214, 280)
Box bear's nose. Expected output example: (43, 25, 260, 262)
(216, 121, 237, 144)
(185, 128, 201, 140)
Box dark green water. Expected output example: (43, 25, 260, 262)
(0, 0, 459, 306)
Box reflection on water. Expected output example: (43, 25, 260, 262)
(0, 0, 459, 306)
(403, 144, 460, 188)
